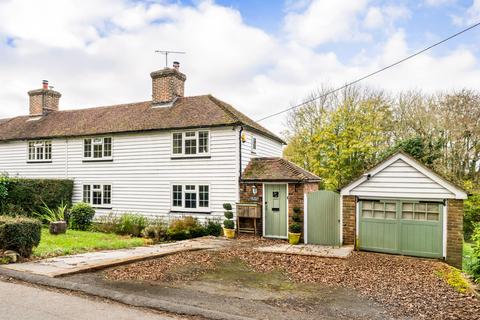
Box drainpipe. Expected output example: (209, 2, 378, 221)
(238, 126, 244, 182)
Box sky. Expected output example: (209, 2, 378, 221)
(0, 0, 479, 136)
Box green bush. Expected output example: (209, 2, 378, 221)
(465, 194, 480, 241)
(289, 222, 302, 233)
(0, 216, 41, 257)
(0, 178, 73, 217)
(116, 213, 147, 237)
(70, 203, 95, 231)
(143, 219, 168, 242)
(166, 216, 207, 240)
(223, 202, 234, 230)
(205, 219, 222, 236)
(92, 213, 120, 234)
(34, 201, 68, 224)
(470, 224, 480, 283)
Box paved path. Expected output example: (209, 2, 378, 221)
(2, 236, 230, 277)
(256, 243, 353, 258)
(0, 280, 179, 320)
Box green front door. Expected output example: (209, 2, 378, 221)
(359, 200, 443, 258)
(264, 184, 288, 238)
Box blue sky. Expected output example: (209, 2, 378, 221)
(0, 0, 479, 134)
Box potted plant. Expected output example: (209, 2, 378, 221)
(288, 207, 303, 245)
(223, 203, 235, 239)
(34, 201, 68, 235)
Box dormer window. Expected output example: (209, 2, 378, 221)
(28, 140, 52, 162)
(84, 137, 112, 161)
(171, 130, 210, 158)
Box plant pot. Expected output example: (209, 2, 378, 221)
(288, 232, 301, 245)
(223, 227, 236, 239)
(49, 221, 67, 235)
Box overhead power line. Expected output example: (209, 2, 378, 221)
(256, 21, 480, 122)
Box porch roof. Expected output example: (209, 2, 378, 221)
(241, 157, 321, 183)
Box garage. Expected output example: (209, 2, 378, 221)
(340, 151, 468, 267)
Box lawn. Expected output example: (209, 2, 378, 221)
(463, 242, 474, 271)
(33, 228, 148, 258)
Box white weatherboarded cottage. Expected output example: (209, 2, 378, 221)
(0, 65, 284, 221)
(340, 151, 467, 268)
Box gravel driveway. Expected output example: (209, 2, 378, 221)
(73, 237, 479, 320)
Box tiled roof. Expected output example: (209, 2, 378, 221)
(242, 157, 321, 182)
(0, 95, 284, 143)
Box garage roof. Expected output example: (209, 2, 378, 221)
(340, 151, 468, 200)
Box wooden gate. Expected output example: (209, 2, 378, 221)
(306, 190, 341, 246)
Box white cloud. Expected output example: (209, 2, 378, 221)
(455, 0, 480, 25)
(364, 7, 384, 29)
(0, 0, 479, 136)
(284, 0, 370, 47)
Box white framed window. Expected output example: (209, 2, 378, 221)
(84, 137, 112, 160)
(171, 130, 210, 157)
(28, 140, 52, 162)
(83, 184, 112, 207)
(251, 135, 257, 154)
(171, 183, 210, 211)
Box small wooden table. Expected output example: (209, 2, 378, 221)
(236, 203, 262, 235)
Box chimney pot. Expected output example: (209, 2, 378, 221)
(42, 80, 49, 90)
(173, 61, 180, 70)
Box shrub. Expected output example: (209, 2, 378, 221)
(70, 203, 95, 231)
(205, 219, 222, 236)
(167, 216, 207, 240)
(223, 202, 234, 230)
(0, 178, 73, 217)
(92, 213, 120, 234)
(289, 222, 302, 233)
(143, 219, 168, 242)
(34, 201, 68, 224)
(0, 216, 41, 257)
(464, 194, 480, 241)
(470, 224, 480, 283)
(116, 213, 148, 237)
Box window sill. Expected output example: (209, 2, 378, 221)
(170, 155, 211, 160)
(82, 159, 113, 163)
(26, 160, 52, 164)
(169, 210, 212, 214)
(92, 206, 112, 210)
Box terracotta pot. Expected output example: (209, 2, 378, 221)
(49, 221, 67, 235)
(223, 227, 236, 239)
(288, 232, 301, 245)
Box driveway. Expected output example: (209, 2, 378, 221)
(0, 279, 181, 320)
(64, 236, 480, 320)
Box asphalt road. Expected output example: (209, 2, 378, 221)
(0, 280, 179, 320)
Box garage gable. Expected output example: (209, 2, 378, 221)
(341, 152, 467, 200)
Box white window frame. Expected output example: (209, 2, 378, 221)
(251, 135, 257, 154)
(27, 140, 52, 162)
(83, 136, 113, 161)
(171, 130, 210, 158)
(82, 183, 112, 208)
(171, 183, 210, 212)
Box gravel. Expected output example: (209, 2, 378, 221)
(105, 236, 480, 319)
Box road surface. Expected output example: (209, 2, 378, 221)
(0, 280, 180, 320)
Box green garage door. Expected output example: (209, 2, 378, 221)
(359, 200, 443, 258)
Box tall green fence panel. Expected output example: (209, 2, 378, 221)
(306, 190, 341, 246)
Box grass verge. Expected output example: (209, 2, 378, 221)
(33, 228, 148, 258)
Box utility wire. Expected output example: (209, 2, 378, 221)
(256, 21, 480, 122)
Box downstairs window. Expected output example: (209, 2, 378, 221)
(171, 184, 209, 211)
(83, 184, 112, 207)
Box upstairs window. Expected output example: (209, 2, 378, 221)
(171, 184, 209, 211)
(251, 136, 257, 154)
(84, 137, 112, 160)
(28, 140, 52, 162)
(171, 131, 209, 157)
(83, 184, 112, 207)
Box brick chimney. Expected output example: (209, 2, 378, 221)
(150, 61, 186, 105)
(28, 80, 61, 116)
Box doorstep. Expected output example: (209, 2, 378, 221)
(1, 237, 230, 278)
(255, 243, 354, 258)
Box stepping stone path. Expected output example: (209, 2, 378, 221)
(1, 237, 231, 277)
(255, 243, 354, 258)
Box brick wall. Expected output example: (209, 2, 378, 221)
(28, 90, 61, 116)
(342, 195, 356, 245)
(446, 199, 464, 268)
(151, 69, 186, 104)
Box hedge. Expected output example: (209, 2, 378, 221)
(0, 178, 73, 217)
(0, 216, 42, 257)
